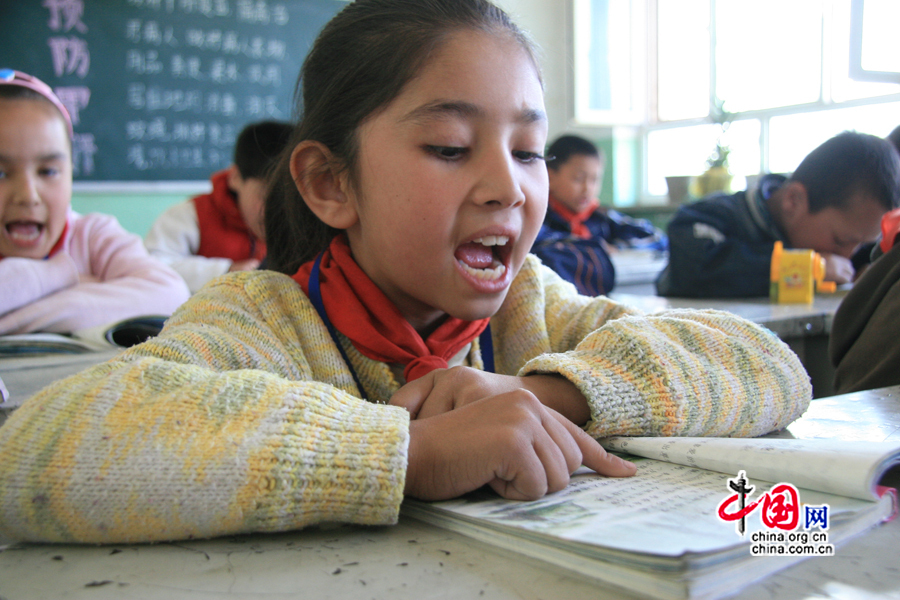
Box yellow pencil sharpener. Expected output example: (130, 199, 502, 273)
(769, 241, 837, 304)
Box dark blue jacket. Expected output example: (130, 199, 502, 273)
(533, 207, 666, 296)
(656, 175, 787, 298)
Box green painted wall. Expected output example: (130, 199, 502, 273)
(71, 191, 193, 237)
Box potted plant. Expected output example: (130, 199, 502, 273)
(694, 99, 734, 197)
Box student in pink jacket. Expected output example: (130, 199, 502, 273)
(0, 70, 189, 335)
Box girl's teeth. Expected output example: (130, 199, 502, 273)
(8, 223, 41, 241)
(473, 235, 509, 247)
(459, 261, 507, 281)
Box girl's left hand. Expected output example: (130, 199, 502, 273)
(390, 366, 592, 425)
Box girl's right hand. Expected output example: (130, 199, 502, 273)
(404, 390, 636, 501)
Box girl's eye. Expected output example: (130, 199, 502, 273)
(40, 167, 60, 177)
(513, 150, 547, 163)
(427, 146, 467, 160)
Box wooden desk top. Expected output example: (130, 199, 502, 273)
(0, 350, 120, 426)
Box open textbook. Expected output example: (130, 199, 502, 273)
(402, 436, 900, 600)
(0, 315, 167, 356)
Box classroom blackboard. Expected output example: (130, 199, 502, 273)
(1, 0, 345, 186)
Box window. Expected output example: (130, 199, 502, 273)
(573, 0, 646, 124)
(575, 0, 900, 203)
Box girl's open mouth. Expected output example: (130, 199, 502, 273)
(5, 221, 45, 246)
(454, 235, 511, 282)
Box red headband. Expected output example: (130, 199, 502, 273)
(0, 69, 74, 137)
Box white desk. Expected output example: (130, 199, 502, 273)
(1, 358, 899, 599)
(0, 350, 120, 427)
(611, 291, 847, 399)
(609, 249, 668, 292)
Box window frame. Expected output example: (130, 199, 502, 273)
(572, 0, 900, 205)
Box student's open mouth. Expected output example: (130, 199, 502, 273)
(5, 221, 45, 245)
(454, 235, 512, 282)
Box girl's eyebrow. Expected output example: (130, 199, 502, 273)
(0, 152, 67, 163)
(401, 100, 546, 125)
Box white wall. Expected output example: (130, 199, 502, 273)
(494, 0, 571, 139)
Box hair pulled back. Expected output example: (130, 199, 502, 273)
(265, 0, 538, 274)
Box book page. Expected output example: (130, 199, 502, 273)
(418, 458, 881, 559)
(601, 437, 900, 501)
(0, 333, 105, 355)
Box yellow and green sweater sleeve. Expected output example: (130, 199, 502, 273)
(505, 256, 810, 438)
(0, 271, 410, 544)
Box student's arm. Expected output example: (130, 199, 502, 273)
(0, 272, 411, 543)
(0, 214, 190, 334)
(521, 260, 810, 439)
(530, 236, 615, 296)
(656, 206, 772, 298)
(0, 253, 79, 321)
(392, 257, 810, 439)
(605, 209, 667, 250)
(144, 201, 232, 293)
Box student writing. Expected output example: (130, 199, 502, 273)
(657, 131, 900, 298)
(0, 69, 189, 335)
(0, 0, 810, 545)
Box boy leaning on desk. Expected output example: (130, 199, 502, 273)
(657, 131, 900, 298)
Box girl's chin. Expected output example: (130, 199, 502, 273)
(0, 238, 50, 259)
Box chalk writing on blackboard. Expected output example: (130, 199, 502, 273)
(1, 0, 342, 185)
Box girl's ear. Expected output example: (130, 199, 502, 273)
(289, 140, 358, 229)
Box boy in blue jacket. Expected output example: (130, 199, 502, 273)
(532, 135, 665, 296)
(656, 131, 900, 298)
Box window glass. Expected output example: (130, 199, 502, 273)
(768, 102, 900, 174)
(574, 0, 644, 123)
(859, 0, 900, 73)
(831, 0, 900, 101)
(714, 0, 822, 111)
(646, 118, 759, 196)
(656, 0, 709, 121)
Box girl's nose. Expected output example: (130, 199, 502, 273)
(472, 150, 526, 208)
(11, 174, 41, 206)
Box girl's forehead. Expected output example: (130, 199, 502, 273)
(392, 29, 544, 118)
(0, 98, 71, 154)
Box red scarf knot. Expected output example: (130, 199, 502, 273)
(548, 194, 598, 240)
(292, 234, 489, 382)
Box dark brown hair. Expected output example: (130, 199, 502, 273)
(791, 131, 900, 213)
(233, 120, 293, 180)
(264, 0, 538, 274)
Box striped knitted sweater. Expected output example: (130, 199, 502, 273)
(0, 255, 811, 544)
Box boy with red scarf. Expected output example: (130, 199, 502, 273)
(145, 120, 292, 293)
(532, 135, 666, 296)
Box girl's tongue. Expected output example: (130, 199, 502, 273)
(7, 222, 42, 242)
(455, 242, 495, 269)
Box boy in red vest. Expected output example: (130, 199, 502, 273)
(145, 121, 293, 292)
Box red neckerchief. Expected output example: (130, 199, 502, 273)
(292, 234, 489, 382)
(880, 208, 900, 254)
(193, 170, 266, 262)
(0, 221, 68, 261)
(548, 194, 598, 239)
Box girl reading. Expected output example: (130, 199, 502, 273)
(0, 0, 810, 544)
